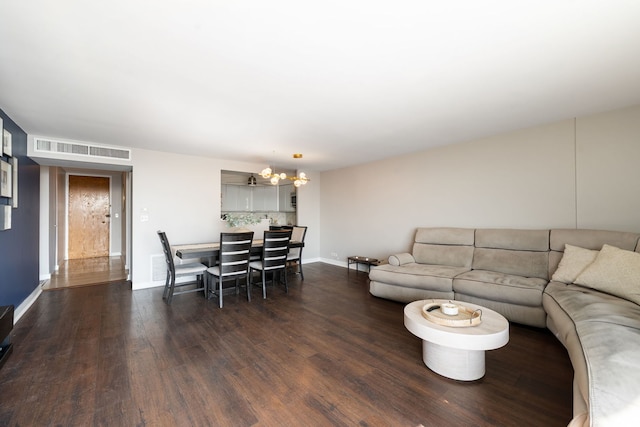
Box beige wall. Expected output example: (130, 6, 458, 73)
(576, 105, 640, 231)
(319, 105, 640, 264)
(296, 170, 321, 261)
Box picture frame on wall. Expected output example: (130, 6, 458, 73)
(2, 129, 11, 157)
(12, 158, 18, 208)
(0, 160, 11, 198)
(0, 205, 10, 230)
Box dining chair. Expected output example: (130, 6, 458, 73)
(249, 230, 292, 299)
(157, 231, 208, 305)
(206, 232, 254, 308)
(286, 225, 307, 280)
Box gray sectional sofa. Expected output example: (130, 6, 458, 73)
(369, 227, 640, 427)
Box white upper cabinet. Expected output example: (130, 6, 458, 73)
(253, 186, 278, 211)
(222, 184, 251, 211)
(279, 184, 296, 212)
(222, 184, 280, 212)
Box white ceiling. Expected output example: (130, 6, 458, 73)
(1, 1, 640, 172)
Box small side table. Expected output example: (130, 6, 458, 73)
(347, 256, 382, 273)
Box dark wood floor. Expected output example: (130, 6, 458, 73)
(43, 256, 128, 290)
(0, 263, 573, 426)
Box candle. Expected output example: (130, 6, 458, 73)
(441, 303, 459, 316)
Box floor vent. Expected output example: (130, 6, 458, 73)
(34, 137, 132, 161)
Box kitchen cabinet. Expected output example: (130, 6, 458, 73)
(279, 184, 296, 212)
(252, 186, 278, 211)
(222, 184, 280, 212)
(222, 184, 251, 211)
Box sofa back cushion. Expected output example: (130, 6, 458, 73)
(472, 229, 550, 279)
(412, 227, 474, 268)
(549, 229, 640, 278)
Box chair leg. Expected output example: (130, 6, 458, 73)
(166, 271, 177, 305)
(163, 271, 171, 300)
(283, 267, 288, 293)
(200, 274, 206, 298)
(262, 270, 267, 299)
(246, 274, 251, 302)
(218, 277, 224, 308)
(298, 260, 304, 280)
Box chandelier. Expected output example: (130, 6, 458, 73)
(260, 153, 310, 187)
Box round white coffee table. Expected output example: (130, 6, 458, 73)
(404, 299, 509, 381)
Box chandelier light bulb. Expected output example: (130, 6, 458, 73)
(258, 153, 310, 186)
(260, 167, 272, 178)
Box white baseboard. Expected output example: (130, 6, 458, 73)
(14, 283, 43, 325)
(132, 280, 164, 291)
(132, 275, 198, 291)
(320, 258, 348, 268)
(39, 273, 51, 281)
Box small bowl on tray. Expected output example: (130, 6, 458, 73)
(421, 301, 482, 327)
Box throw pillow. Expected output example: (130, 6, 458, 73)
(388, 253, 415, 266)
(575, 244, 640, 305)
(551, 244, 599, 283)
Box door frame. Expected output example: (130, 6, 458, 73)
(65, 172, 112, 260)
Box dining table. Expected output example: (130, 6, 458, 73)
(174, 239, 304, 262)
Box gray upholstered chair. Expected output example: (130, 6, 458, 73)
(157, 231, 208, 305)
(206, 232, 254, 308)
(286, 225, 307, 280)
(249, 230, 292, 299)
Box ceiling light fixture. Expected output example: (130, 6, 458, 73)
(260, 154, 310, 187)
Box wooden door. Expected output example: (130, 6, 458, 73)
(68, 175, 110, 259)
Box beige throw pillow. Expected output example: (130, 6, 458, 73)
(551, 244, 599, 283)
(575, 244, 640, 305)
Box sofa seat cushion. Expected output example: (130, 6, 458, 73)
(544, 282, 640, 425)
(453, 270, 548, 307)
(368, 263, 469, 292)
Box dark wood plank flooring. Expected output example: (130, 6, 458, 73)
(0, 263, 574, 426)
(43, 256, 128, 290)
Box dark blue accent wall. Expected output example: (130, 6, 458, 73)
(0, 107, 40, 308)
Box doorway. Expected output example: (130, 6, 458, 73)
(42, 169, 130, 290)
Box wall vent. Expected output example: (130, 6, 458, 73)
(151, 254, 200, 284)
(151, 254, 166, 282)
(34, 137, 132, 161)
